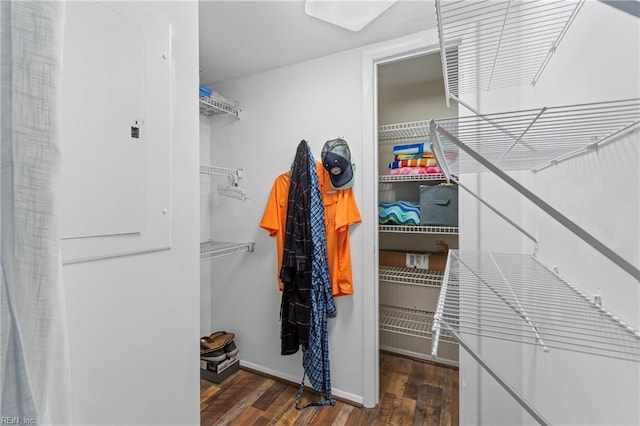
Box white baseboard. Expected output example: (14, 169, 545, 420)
(379, 345, 459, 368)
(239, 360, 364, 405)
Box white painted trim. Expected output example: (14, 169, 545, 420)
(380, 345, 459, 368)
(359, 28, 443, 408)
(239, 360, 364, 405)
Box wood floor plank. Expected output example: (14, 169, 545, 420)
(332, 403, 354, 426)
(200, 380, 221, 403)
(213, 379, 274, 425)
(201, 373, 266, 424)
(201, 353, 459, 426)
(276, 402, 305, 426)
(228, 406, 265, 425)
(403, 358, 427, 401)
(440, 368, 455, 426)
(372, 391, 396, 425)
(414, 383, 443, 426)
(390, 393, 417, 426)
(252, 416, 271, 426)
(308, 401, 342, 425)
(252, 380, 288, 411)
(264, 388, 297, 425)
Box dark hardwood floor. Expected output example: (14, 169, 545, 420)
(201, 352, 459, 425)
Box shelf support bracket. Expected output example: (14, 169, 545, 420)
(433, 124, 640, 282)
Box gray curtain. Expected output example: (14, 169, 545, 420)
(1, 1, 71, 424)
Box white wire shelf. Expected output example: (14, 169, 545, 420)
(200, 240, 255, 261)
(435, 0, 584, 98)
(378, 120, 430, 143)
(432, 98, 640, 173)
(379, 224, 458, 234)
(379, 174, 446, 182)
(199, 94, 242, 118)
(380, 304, 457, 344)
(200, 165, 248, 201)
(378, 119, 458, 144)
(379, 265, 444, 288)
(431, 250, 640, 363)
(199, 165, 244, 178)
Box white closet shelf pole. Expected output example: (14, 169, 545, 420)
(453, 179, 538, 247)
(531, 119, 640, 172)
(433, 124, 640, 282)
(530, 0, 586, 86)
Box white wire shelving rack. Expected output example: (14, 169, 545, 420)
(381, 304, 457, 344)
(430, 250, 640, 424)
(379, 173, 446, 182)
(432, 250, 640, 362)
(378, 120, 431, 144)
(199, 94, 242, 118)
(199, 166, 253, 259)
(379, 266, 444, 288)
(428, 99, 640, 421)
(200, 240, 255, 261)
(379, 224, 458, 234)
(432, 99, 640, 174)
(379, 118, 459, 144)
(431, 2, 639, 421)
(378, 118, 461, 363)
(200, 164, 247, 201)
(430, 98, 640, 281)
(435, 0, 585, 102)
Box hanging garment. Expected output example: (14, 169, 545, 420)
(296, 153, 337, 408)
(279, 141, 313, 355)
(260, 165, 361, 297)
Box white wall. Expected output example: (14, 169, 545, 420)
(62, 2, 200, 424)
(460, 2, 640, 424)
(203, 47, 367, 403)
(200, 117, 213, 335)
(378, 79, 452, 125)
(200, 29, 450, 407)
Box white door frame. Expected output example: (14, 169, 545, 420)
(360, 28, 442, 408)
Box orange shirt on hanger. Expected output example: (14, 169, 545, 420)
(259, 161, 361, 297)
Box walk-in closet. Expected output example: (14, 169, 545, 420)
(14, 1, 636, 424)
(195, 1, 640, 424)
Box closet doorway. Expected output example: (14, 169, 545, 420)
(361, 38, 460, 408)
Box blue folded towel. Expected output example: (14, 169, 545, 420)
(199, 85, 212, 97)
(393, 142, 428, 155)
(379, 201, 420, 225)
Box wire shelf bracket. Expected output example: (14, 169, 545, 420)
(200, 240, 255, 261)
(200, 165, 248, 201)
(199, 94, 242, 118)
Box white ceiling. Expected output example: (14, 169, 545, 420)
(198, 0, 437, 85)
